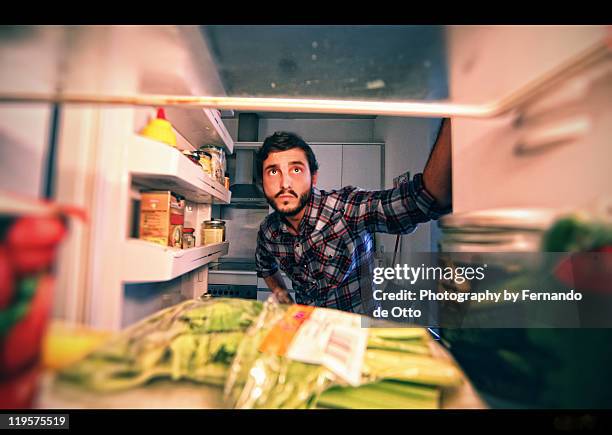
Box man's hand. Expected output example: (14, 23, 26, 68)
(422, 118, 452, 210)
(264, 270, 295, 305)
(273, 289, 295, 304)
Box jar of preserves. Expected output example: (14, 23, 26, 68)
(182, 228, 196, 249)
(201, 219, 225, 245)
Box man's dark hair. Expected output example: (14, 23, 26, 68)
(256, 131, 319, 180)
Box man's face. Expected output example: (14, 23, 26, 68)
(262, 148, 318, 217)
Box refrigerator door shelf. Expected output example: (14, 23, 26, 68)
(121, 239, 229, 283)
(127, 135, 231, 204)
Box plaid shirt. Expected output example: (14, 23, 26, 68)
(255, 173, 451, 312)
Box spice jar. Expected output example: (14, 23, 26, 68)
(182, 228, 196, 249)
(196, 151, 213, 176)
(201, 219, 225, 245)
(199, 145, 226, 184)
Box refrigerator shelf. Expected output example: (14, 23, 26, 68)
(127, 135, 231, 204)
(122, 239, 229, 283)
(164, 107, 234, 154)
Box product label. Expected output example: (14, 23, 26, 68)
(259, 305, 315, 356)
(202, 229, 224, 245)
(260, 305, 368, 386)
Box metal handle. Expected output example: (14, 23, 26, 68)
(513, 116, 591, 156)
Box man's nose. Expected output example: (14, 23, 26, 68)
(280, 172, 292, 190)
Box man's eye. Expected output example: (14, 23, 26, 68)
(293, 168, 302, 173)
(269, 169, 277, 175)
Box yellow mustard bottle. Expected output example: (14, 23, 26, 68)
(140, 108, 177, 147)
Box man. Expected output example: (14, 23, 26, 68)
(255, 119, 452, 313)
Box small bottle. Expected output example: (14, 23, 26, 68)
(139, 108, 177, 148)
(182, 228, 196, 249)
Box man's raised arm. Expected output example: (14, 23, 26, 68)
(422, 118, 452, 210)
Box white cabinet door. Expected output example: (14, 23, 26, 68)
(309, 144, 343, 191)
(341, 145, 382, 190)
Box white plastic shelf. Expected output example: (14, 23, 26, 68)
(164, 107, 234, 154)
(127, 135, 231, 204)
(122, 239, 229, 283)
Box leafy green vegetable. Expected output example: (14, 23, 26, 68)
(542, 215, 612, 252)
(224, 300, 463, 409)
(57, 297, 263, 392)
(318, 381, 440, 409)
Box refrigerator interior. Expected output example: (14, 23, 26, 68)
(1, 25, 610, 332)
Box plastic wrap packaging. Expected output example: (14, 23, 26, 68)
(224, 298, 463, 409)
(57, 297, 262, 392)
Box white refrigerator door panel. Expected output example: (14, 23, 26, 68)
(449, 25, 611, 213)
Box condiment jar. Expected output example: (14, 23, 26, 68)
(201, 219, 225, 245)
(182, 228, 196, 249)
(197, 151, 213, 176)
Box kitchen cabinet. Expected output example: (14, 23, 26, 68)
(341, 144, 383, 190)
(234, 142, 384, 192)
(309, 144, 342, 191)
(301, 143, 384, 191)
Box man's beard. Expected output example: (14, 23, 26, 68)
(265, 185, 312, 218)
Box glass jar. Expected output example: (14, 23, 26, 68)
(201, 219, 225, 245)
(199, 145, 226, 184)
(182, 228, 196, 249)
(436, 208, 560, 326)
(437, 208, 612, 408)
(196, 151, 213, 176)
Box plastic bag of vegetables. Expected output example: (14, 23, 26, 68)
(57, 297, 262, 392)
(223, 298, 463, 409)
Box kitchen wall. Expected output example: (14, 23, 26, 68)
(374, 116, 444, 258)
(257, 118, 375, 143)
(222, 117, 375, 143)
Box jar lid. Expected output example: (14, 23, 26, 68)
(204, 219, 225, 225)
(440, 208, 566, 232)
(199, 145, 222, 151)
(183, 228, 195, 233)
